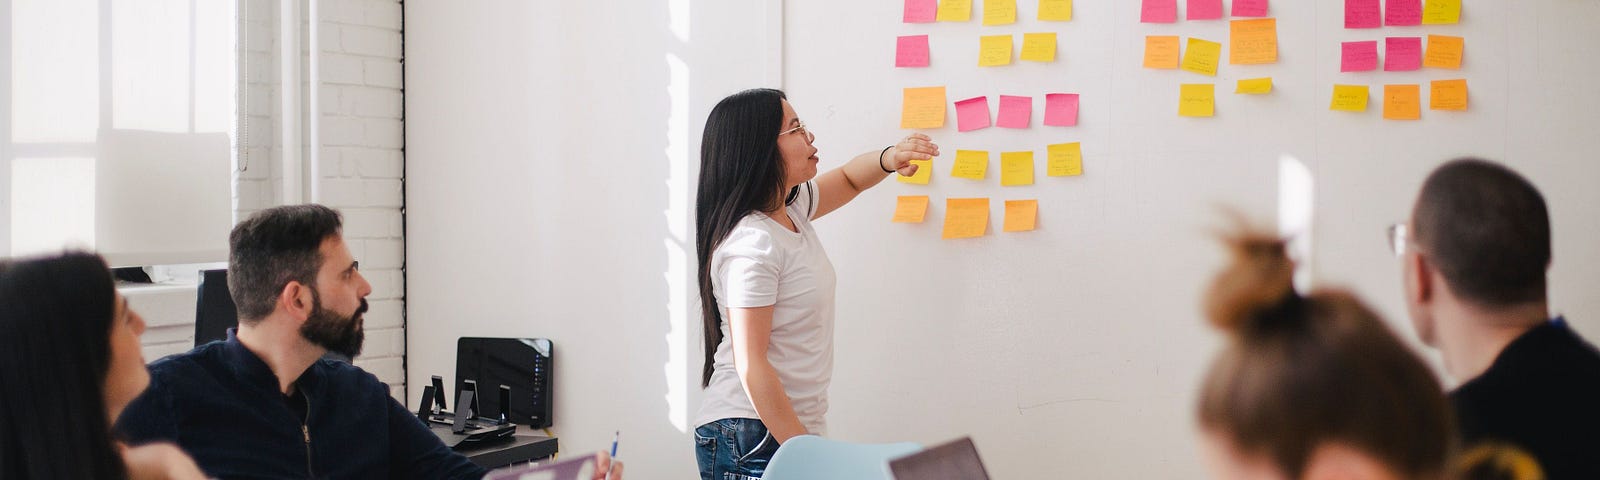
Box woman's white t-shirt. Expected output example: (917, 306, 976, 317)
(695, 180, 838, 435)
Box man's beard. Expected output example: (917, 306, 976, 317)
(300, 288, 368, 358)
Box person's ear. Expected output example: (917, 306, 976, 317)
(277, 281, 314, 322)
(1407, 252, 1433, 305)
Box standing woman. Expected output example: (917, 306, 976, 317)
(693, 88, 937, 479)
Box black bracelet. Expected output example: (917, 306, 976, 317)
(878, 146, 895, 173)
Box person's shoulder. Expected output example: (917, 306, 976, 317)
(313, 359, 391, 397)
(718, 219, 779, 255)
(145, 342, 228, 383)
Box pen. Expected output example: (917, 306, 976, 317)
(610, 430, 620, 458)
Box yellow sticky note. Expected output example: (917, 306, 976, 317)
(897, 159, 933, 184)
(1038, 0, 1072, 21)
(1235, 77, 1273, 94)
(951, 150, 989, 179)
(1020, 33, 1057, 62)
(1383, 84, 1421, 120)
(1047, 142, 1083, 176)
(1000, 151, 1035, 186)
(983, 0, 1017, 25)
(1421, 0, 1460, 25)
(1430, 79, 1468, 111)
(942, 198, 990, 239)
(1003, 200, 1038, 232)
(900, 87, 947, 129)
(892, 195, 930, 223)
(938, 0, 972, 21)
(979, 35, 1013, 67)
(1330, 85, 1370, 112)
(1181, 38, 1222, 76)
(1143, 36, 1181, 69)
(1423, 35, 1463, 69)
(1179, 84, 1215, 117)
(1229, 19, 1278, 65)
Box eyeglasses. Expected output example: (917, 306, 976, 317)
(1386, 222, 1409, 257)
(779, 120, 812, 140)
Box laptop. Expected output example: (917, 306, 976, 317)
(888, 437, 992, 480)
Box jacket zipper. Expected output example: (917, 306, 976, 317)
(302, 390, 314, 478)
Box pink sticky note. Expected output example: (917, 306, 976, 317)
(955, 96, 991, 132)
(1043, 93, 1079, 127)
(904, 0, 937, 23)
(1341, 41, 1378, 72)
(896, 35, 930, 67)
(1386, 0, 1421, 26)
(1385, 37, 1422, 71)
(1141, 0, 1176, 23)
(1231, 0, 1268, 17)
(1187, 0, 1223, 20)
(996, 95, 1032, 129)
(1345, 0, 1381, 28)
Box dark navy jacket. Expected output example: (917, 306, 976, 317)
(116, 332, 485, 479)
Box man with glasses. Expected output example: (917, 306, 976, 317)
(1392, 158, 1600, 479)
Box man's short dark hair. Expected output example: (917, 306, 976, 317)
(1412, 158, 1550, 307)
(228, 204, 343, 322)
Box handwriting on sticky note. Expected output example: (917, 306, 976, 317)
(1001, 151, 1035, 186)
(1043, 93, 1079, 126)
(979, 35, 1013, 66)
(1182, 38, 1222, 76)
(1423, 35, 1463, 69)
(1430, 79, 1468, 111)
(1039, 0, 1072, 21)
(1020, 33, 1057, 62)
(1235, 77, 1272, 94)
(997, 95, 1033, 129)
(1188, 0, 1222, 20)
(955, 96, 991, 132)
(1345, 0, 1380, 28)
(942, 198, 990, 239)
(1230, 19, 1278, 65)
(1385, 37, 1421, 71)
(1331, 85, 1370, 112)
(1179, 84, 1215, 117)
(892, 195, 930, 223)
(984, 0, 1018, 25)
(896, 35, 930, 68)
(1341, 41, 1378, 72)
(901, 87, 947, 129)
(1422, 0, 1460, 25)
(1004, 200, 1039, 232)
(1232, 0, 1269, 17)
(1383, 84, 1421, 120)
(1047, 142, 1083, 176)
(938, 0, 972, 21)
(897, 159, 934, 184)
(952, 150, 989, 180)
(1141, 0, 1176, 23)
(1386, 0, 1420, 26)
(1144, 36, 1181, 69)
(904, 0, 938, 23)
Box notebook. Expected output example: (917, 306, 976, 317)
(888, 437, 992, 480)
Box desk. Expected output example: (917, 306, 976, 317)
(459, 426, 559, 469)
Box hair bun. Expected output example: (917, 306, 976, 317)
(1205, 230, 1297, 335)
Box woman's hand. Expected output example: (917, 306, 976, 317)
(121, 442, 207, 480)
(886, 133, 940, 177)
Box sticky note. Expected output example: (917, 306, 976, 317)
(1001, 151, 1035, 186)
(1039, 0, 1072, 21)
(1345, 0, 1381, 28)
(1181, 38, 1222, 76)
(1179, 84, 1216, 117)
(1047, 142, 1083, 176)
(1430, 79, 1468, 110)
(1384, 37, 1422, 72)
(952, 150, 989, 179)
(904, 0, 938, 23)
(1422, 0, 1460, 25)
(1004, 200, 1039, 232)
(1235, 77, 1272, 94)
(1143, 36, 1181, 69)
(1044, 93, 1080, 126)
(897, 159, 934, 184)
(942, 198, 990, 239)
(1341, 41, 1379, 72)
(997, 95, 1033, 129)
(1383, 84, 1421, 120)
(955, 96, 992, 132)
(1386, 0, 1420, 26)
(1188, 0, 1223, 20)
(1020, 33, 1057, 62)
(1330, 85, 1369, 112)
(896, 35, 931, 68)
(1141, 0, 1176, 23)
(892, 195, 930, 223)
(1232, 0, 1269, 17)
(938, 0, 972, 21)
(900, 87, 947, 129)
(979, 35, 1013, 66)
(1229, 19, 1278, 65)
(1423, 35, 1463, 69)
(984, 0, 1018, 25)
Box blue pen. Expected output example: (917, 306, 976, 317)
(610, 430, 620, 458)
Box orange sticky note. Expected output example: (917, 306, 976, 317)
(1430, 79, 1468, 111)
(938, 0, 972, 21)
(892, 195, 930, 223)
(1038, 0, 1072, 21)
(1423, 35, 1463, 69)
(897, 159, 934, 184)
(983, 0, 1018, 25)
(900, 86, 947, 129)
(952, 150, 989, 180)
(1421, 0, 1460, 25)
(979, 35, 1014, 66)
(1020, 33, 1057, 62)
(1000, 151, 1035, 186)
(1179, 84, 1215, 117)
(1383, 84, 1421, 120)
(1047, 142, 1083, 176)
(1331, 85, 1370, 112)
(1144, 36, 1181, 69)
(942, 198, 990, 239)
(1181, 38, 1222, 76)
(1003, 200, 1039, 232)
(1229, 18, 1278, 65)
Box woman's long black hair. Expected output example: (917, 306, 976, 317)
(696, 88, 790, 387)
(0, 252, 127, 479)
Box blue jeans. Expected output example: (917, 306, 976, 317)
(695, 418, 778, 480)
